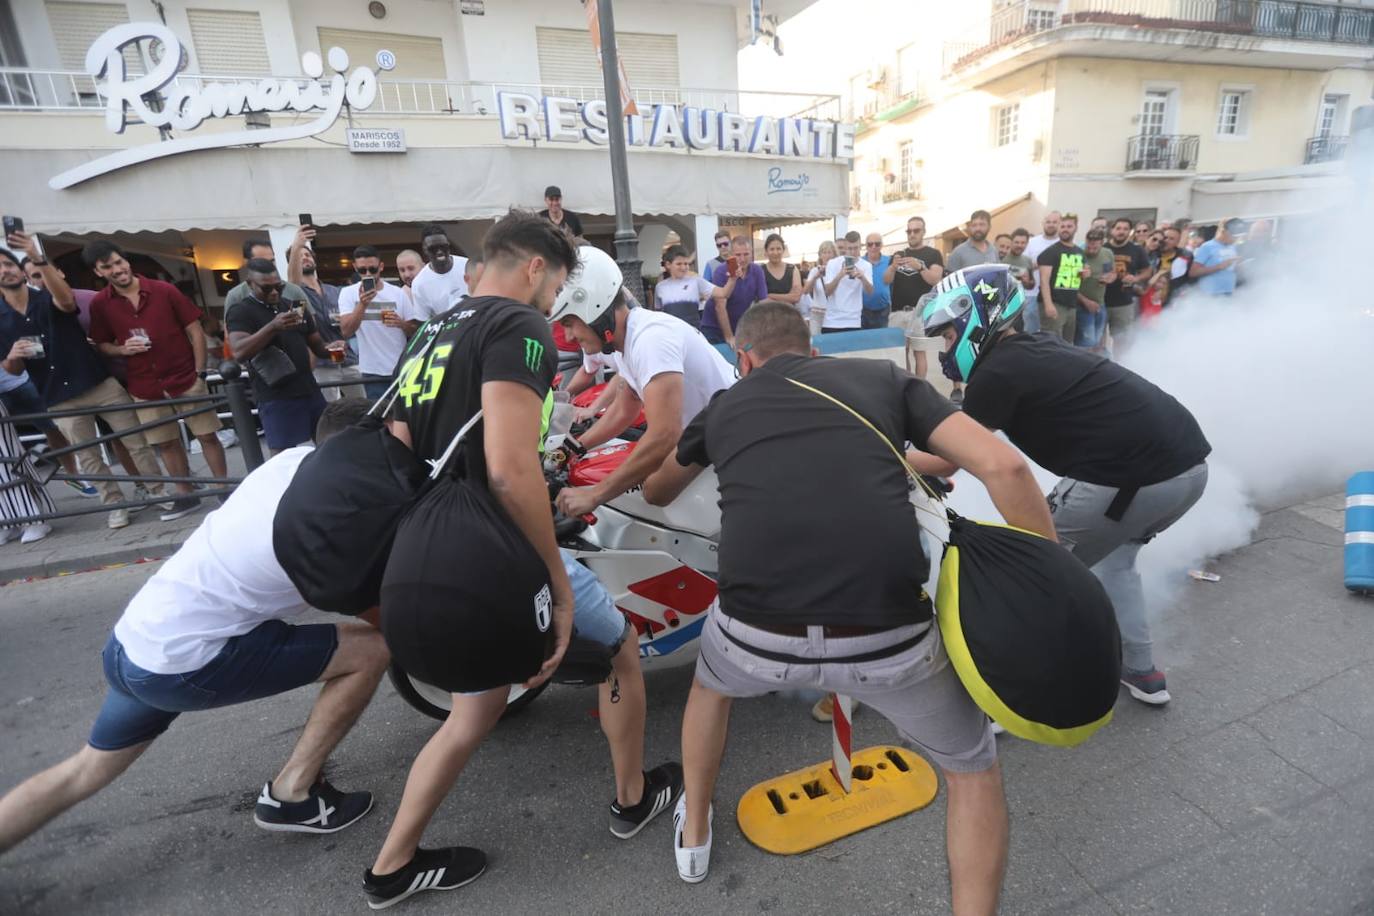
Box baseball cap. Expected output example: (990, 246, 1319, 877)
(382, 478, 555, 693)
(544, 185, 563, 199)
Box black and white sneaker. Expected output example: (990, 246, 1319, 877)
(609, 762, 684, 839)
(252, 780, 373, 834)
(159, 497, 202, 522)
(363, 846, 487, 910)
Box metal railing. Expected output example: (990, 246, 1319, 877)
(0, 69, 842, 122)
(1305, 134, 1349, 164)
(1125, 133, 1199, 172)
(946, 0, 1374, 73)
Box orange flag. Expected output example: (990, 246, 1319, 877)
(585, 0, 639, 117)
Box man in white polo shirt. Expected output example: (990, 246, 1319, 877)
(550, 246, 733, 518)
(821, 231, 873, 333)
(337, 245, 412, 398)
(409, 225, 470, 324)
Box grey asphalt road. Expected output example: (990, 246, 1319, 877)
(2, 500, 1373, 915)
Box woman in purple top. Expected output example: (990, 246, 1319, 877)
(703, 236, 768, 346)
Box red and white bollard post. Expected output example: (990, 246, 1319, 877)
(829, 693, 853, 794)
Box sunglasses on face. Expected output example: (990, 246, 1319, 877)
(256, 282, 286, 293)
(866, 242, 882, 247)
(717, 240, 730, 248)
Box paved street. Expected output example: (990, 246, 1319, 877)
(2, 494, 1373, 915)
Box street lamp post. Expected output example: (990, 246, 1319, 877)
(596, 0, 645, 305)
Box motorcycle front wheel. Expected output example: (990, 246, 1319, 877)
(387, 662, 549, 722)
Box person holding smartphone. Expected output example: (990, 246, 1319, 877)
(336, 245, 413, 398)
(820, 232, 873, 333)
(703, 236, 768, 346)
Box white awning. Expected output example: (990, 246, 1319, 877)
(1189, 173, 1348, 222)
(1, 145, 849, 235)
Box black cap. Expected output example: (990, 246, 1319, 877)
(544, 185, 563, 199)
(382, 478, 555, 693)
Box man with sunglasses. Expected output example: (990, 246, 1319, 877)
(702, 230, 732, 283)
(860, 232, 892, 330)
(410, 225, 470, 324)
(337, 246, 414, 399)
(226, 259, 334, 453)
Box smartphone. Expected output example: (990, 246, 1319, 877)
(2, 215, 22, 237)
(298, 213, 313, 227)
(362, 277, 376, 293)
(844, 255, 856, 269)
(726, 256, 739, 275)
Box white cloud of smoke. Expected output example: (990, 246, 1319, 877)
(944, 219, 1374, 623)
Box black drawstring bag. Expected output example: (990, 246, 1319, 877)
(271, 414, 429, 615)
(381, 475, 556, 694)
(782, 375, 1121, 747)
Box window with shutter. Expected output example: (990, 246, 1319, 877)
(45, 1, 144, 74)
(187, 9, 271, 75)
(316, 28, 447, 111)
(535, 27, 679, 104)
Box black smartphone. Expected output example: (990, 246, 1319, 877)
(362, 277, 376, 293)
(2, 215, 22, 236)
(298, 213, 313, 228)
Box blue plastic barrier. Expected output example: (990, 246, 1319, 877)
(1346, 471, 1374, 593)
(712, 327, 908, 363)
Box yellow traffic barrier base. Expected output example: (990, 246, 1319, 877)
(736, 745, 939, 855)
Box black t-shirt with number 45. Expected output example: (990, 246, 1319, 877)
(393, 296, 557, 484)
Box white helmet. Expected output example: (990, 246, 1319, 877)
(548, 245, 624, 327)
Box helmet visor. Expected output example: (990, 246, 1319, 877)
(920, 290, 975, 337)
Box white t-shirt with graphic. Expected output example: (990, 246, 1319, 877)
(337, 280, 412, 377)
(619, 309, 733, 428)
(654, 275, 716, 313)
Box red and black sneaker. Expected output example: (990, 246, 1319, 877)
(1121, 667, 1171, 706)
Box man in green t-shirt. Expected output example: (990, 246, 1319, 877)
(1075, 229, 1117, 350)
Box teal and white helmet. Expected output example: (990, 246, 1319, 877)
(919, 264, 1026, 382)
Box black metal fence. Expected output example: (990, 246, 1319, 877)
(1125, 134, 1199, 173)
(0, 361, 362, 528)
(1305, 134, 1349, 165)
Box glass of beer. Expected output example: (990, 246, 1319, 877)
(326, 340, 347, 364)
(380, 308, 398, 325)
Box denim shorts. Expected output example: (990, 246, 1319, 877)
(88, 620, 338, 751)
(563, 549, 631, 650)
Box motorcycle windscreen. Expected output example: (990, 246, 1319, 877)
(935, 517, 1121, 747)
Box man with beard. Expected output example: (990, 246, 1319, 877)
(1035, 213, 1084, 343)
(84, 240, 226, 520)
(287, 226, 352, 365)
(946, 210, 999, 273)
(1104, 218, 1151, 344)
(0, 234, 170, 530)
(410, 225, 470, 323)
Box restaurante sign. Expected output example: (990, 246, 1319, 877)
(49, 23, 381, 190)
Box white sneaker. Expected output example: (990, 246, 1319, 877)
(672, 796, 712, 884)
(20, 523, 52, 544)
(0, 527, 18, 545)
(107, 508, 131, 529)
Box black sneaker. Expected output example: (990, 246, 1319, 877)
(159, 497, 203, 522)
(253, 780, 373, 834)
(363, 846, 487, 910)
(609, 762, 684, 839)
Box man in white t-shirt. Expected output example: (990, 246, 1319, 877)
(821, 233, 874, 332)
(550, 247, 733, 518)
(0, 399, 391, 856)
(337, 245, 413, 398)
(409, 225, 470, 324)
(1021, 211, 1061, 334)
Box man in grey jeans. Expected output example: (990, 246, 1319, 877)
(922, 265, 1211, 705)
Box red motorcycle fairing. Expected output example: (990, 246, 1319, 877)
(569, 442, 637, 487)
(572, 383, 647, 428)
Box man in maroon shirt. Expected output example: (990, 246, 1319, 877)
(85, 241, 226, 519)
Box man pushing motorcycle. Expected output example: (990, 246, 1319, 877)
(550, 246, 735, 519)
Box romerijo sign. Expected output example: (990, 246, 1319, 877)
(49, 22, 381, 190)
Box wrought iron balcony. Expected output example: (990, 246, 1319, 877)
(1125, 134, 1199, 173)
(1305, 134, 1348, 164)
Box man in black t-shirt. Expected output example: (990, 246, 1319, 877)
(886, 215, 945, 312)
(1104, 217, 1151, 346)
(1035, 213, 1083, 343)
(922, 270, 1210, 707)
(643, 302, 1051, 901)
(226, 260, 333, 454)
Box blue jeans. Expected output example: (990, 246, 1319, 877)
(89, 621, 337, 750)
(861, 306, 891, 329)
(563, 549, 631, 649)
(258, 390, 327, 450)
(1075, 305, 1106, 348)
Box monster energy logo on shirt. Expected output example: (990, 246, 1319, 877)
(524, 337, 545, 372)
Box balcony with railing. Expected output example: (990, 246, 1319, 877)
(0, 68, 842, 123)
(1125, 133, 1199, 173)
(946, 0, 1374, 76)
(1305, 134, 1349, 164)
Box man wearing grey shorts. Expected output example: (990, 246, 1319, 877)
(956, 329, 1210, 706)
(644, 302, 1054, 914)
